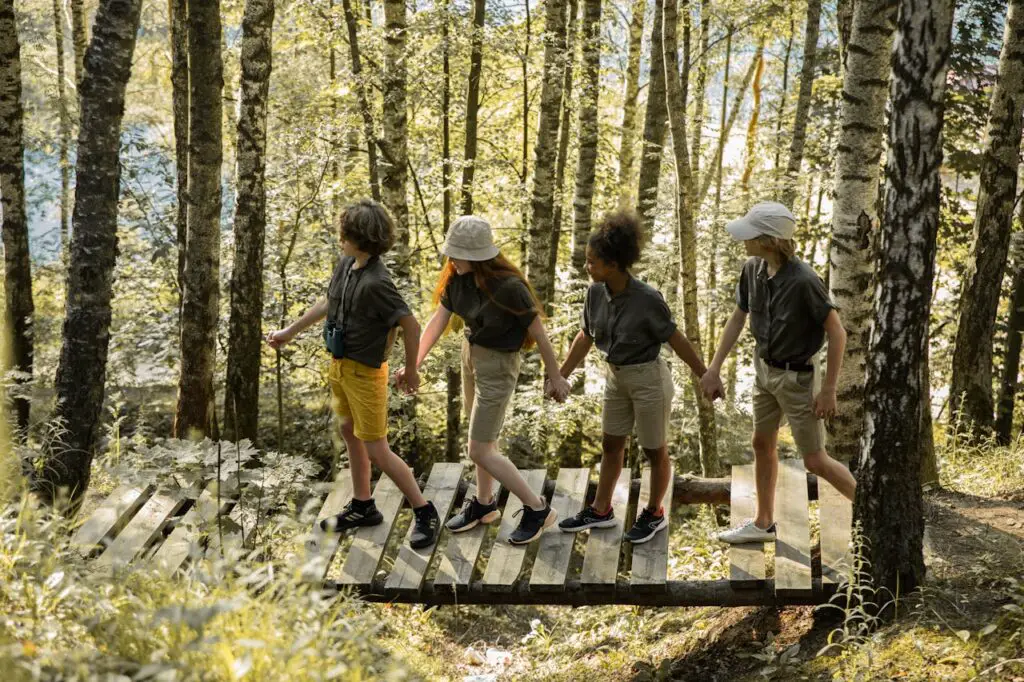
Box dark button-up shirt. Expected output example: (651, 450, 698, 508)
(441, 273, 539, 351)
(735, 256, 836, 365)
(326, 255, 412, 367)
(582, 276, 677, 366)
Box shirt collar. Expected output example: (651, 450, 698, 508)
(756, 257, 794, 281)
(601, 274, 635, 302)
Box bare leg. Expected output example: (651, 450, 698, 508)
(475, 463, 497, 505)
(753, 430, 779, 528)
(643, 444, 670, 512)
(363, 437, 428, 508)
(341, 419, 372, 501)
(592, 433, 628, 511)
(468, 440, 545, 511)
(803, 449, 856, 501)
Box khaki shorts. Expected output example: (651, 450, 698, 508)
(462, 338, 521, 443)
(327, 358, 389, 442)
(752, 354, 826, 455)
(603, 357, 674, 450)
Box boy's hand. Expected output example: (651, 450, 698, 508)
(266, 328, 295, 350)
(700, 368, 725, 402)
(546, 375, 571, 403)
(813, 387, 837, 419)
(398, 367, 420, 395)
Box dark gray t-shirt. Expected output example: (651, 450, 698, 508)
(326, 255, 412, 367)
(582, 276, 677, 366)
(441, 273, 538, 351)
(735, 256, 836, 365)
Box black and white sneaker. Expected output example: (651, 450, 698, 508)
(559, 505, 616, 532)
(508, 503, 557, 545)
(320, 498, 384, 532)
(445, 495, 501, 533)
(624, 507, 668, 544)
(409, 501, 440, 549)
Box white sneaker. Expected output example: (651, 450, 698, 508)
(716, 520, 777, 544)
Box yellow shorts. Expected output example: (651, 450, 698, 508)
(327, 358, 389, 442)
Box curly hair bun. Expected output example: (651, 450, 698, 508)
(588, 210, 644, 271)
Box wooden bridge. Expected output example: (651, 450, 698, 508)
(71, 460, 853, 607)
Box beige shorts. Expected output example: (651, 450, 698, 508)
(461, 338, 521, 443)
(602, 357, 674, 450)
(752, 354, 826, 455)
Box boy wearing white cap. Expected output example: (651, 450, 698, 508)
(701, 202, 856, 544)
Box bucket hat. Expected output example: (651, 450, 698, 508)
(442, 215, 500, 261)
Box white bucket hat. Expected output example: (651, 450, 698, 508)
(726, 201, 797, 241)
(442, 215, 500, 261)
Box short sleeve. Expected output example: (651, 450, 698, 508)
(735, 264, 750, 312)
(582, 287, 594, 339)
(804, 272, 836, 325)
(498, 278, 539, 327)
(648, 291, 677, 342)
(371, 277, 412, 327)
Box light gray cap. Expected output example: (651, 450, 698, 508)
(726, 201, 797, 241)
(442, 215, 500, 261)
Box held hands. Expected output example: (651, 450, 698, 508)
(265, 328, 296, 350)
(699, 367, 726, 402)
(812, 386, 837, 420)
(393, 366, 420, 395)
(544, 375, 571, 403)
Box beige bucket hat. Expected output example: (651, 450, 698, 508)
(442, 215, 500, 261)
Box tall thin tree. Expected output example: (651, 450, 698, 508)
(460, 0, 486, 215)
(169, 0, 188, 316)
(343, 0, 381, 200)
(441, 0, 461, 462)
(635, 0, 667, 232)
(780, 0, 822, 209)
(616, 0, 646, 209)
(996, 227, 1024, 445)
(52, 0, 72, 249)
(552, 0, 578, 276)
(70, 0, 86, 87)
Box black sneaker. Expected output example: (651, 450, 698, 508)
(410, 501, 440, 549)
(320, 498, 384, 532)
(559, 505, 616, 532)
(625, 507, 668, 544)
(508, 503, 557, 545)
(445, 495, 501, 533)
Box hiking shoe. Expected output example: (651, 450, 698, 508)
(445, 495, 501, 533)
(508, 503, 557, 545)
(625, 507, 668, 544)
(559, 504, 616, 532)
(716, 519, 776, 544)
(410, 501, 441, 549)
(320, 498, 383, 532)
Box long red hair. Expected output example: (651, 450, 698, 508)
(432, 255, 544, 349)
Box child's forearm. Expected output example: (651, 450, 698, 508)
(560, 330, 593, 378)
(668, 329, 707, 377)
(416, 308, 450, 368)
(709, 308, 746, 372)
(528, 317, 563, 381)
(287, 297, 329, 336)
(399, 316, 421, 371)
(822, 312, 847, 391)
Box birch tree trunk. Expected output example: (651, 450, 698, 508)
(706, 27, 731, 354)
(441, 1, 461, 462)
(519, 0, 532, 263)
(70, 0, 86, 87)
(459, 0, 485, 215)
(996, 230, 1024, 445)
(526, 0, 569, 308)
(780, 0, 822, 209)
(1, 0, 34, 437)
(52, 0, 71, 249)
(689, 0, 709, 189)
(856, 0, 953, 597)
(949, 0, 1024, 440)
(40, 0, 142, 505)
(343, 0, 380, 201)
(550, 0, 577, 279)
(174, 0, 223, 440)
(169, 0, 188, 318)
(772, 11, 794, 176)
(224, 0, 274, 444)
(663, 0, 718, 477)
(616, 0, 646, 209)
(634, 0, 666, 232)
(827, 0, 897, 463)
(570, 0, 600, 277)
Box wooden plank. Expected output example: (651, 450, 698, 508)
(95, 491, 186, 569)
(72, 484, 154, 556)
(384, 463, 464, 593)
(630, 465, 674, 587)
(434, 482, 503, 587)
(729, 464, 767, 588)
(580, 468, 631, 585)
(818, 477, 853, 585)
(481, 469, 547, 590)
(530, 468, 590, 589)
(336, 476, 405, 587)
(300, 475, 355, 583)
(775, 459, 813, 596)
(150, 482, 233, 575)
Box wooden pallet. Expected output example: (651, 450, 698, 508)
(73, 463, 852, 607)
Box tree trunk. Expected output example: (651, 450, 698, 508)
(571, 0, 601, 278)
(837, 0, 854, 71)
(550, 0, 577, 280)
(705, 27, 731, 354)
(739, 46, 764, 207)
(343, 0, 380, 201)
(174, 0, 223, 441)
(920, 331, 938, 486)
(526, 0, 569, 309)
(616, 0, 646, 209)
(996, 230, 1024, 445)
(827, 0, 897, 463)
(38, 0, 142, 505)
(949, 0, 1024, 441)
(663, 0, 718, 477)
(772, 10, 795, 176)
(441, 1, 461, 462)
(0, 0, 34, 437)
(169, 0, 188, 319)
(780, 0, 822, 209)
(52, 0, 72, 250)
(635, 0, 666, 232)
(224, 0, 274, 444)
(70, 0, 86, 88)
(856, 0, 953, 598)
(689, 0, 709, 190)
(519, 0, 532, 264)
(459, 0, 486, 215)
